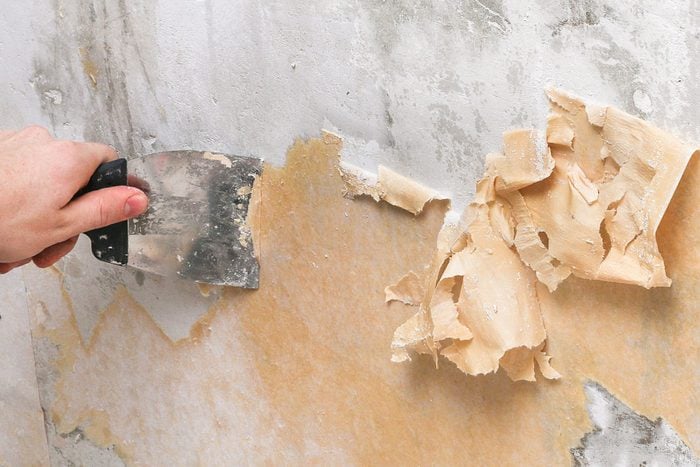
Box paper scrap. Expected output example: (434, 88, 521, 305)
(522, 89, 695, 288)
(391, 201, 558, 381)
(339, 162, 446, 215)
(384, 272, 425, 306)
(486, 129, 555, 193)
(388, 88, 696, 381)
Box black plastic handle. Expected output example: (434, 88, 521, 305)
(76, 158, 129, 265)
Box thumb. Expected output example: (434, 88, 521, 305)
(60, 186, 148, 238)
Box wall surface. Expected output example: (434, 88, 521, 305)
(0, 0, 699, 465)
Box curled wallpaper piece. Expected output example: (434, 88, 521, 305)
(388, 88, 696, 382)
(519, 89, 696, 288)
(486, 129, 555, 193)
(390, 310, 435, 364)
(533, 345, 561, 380)
(390, 200, 558, 381)
(388, 127, 559, 381)
(384, 272, 425, 306)
(567, 162, 599, 205)
(429, 276, 473, 342)
(546, 114, 575, 148)
(436, 204, 554, 380)
(339, 162, 447, 215)
(506, 191, 572, 292)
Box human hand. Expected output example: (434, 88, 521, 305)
(0, 126, 148, 273)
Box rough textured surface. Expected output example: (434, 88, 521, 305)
(1, 0, 699, 464)
(572, 381, 698, 466)
(1, 1, 697, 211)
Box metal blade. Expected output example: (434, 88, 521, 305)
(127, 150, 262, 288)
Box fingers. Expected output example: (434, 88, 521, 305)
(51, 140, 118, 176)
(0, 130, 16, 141)
(72, 141, 118, 166)
(0, 259, 31, 274)
(55, 186, 148, 240)
(17, 125, 52, 143)
(33, 236, 79, 268)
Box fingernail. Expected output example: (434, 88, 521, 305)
(124, 193, 148, 217)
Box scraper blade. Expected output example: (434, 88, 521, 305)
(78, 151, 262, 288)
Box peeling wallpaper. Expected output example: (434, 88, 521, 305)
(1, 0, 699, 465)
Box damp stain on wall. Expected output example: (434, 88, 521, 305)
(31, 0, 162, 156)
(20, 132, 700, 465)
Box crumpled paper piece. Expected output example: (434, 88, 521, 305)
(525, 89, 695, 289)
(339, 162, 447, 215)
(388, 128, 560, 381)
(388, 89, 696, 381)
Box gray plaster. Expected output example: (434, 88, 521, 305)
(572, 381, 699, 466)
(2, 1, 696, 211)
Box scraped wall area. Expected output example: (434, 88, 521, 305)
(1, 0, 698, 465)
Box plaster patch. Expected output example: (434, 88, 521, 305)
(572, 381, 698, 466)
(632, 89, 653, 114)
(0, 270, 49, 465)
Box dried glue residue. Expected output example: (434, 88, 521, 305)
(388, 88, 696, 381)
(384, 271, 424, 306)
(26, 133, 451, 464)
(339, 162, 447, 215)
(202, 151, 233, 168)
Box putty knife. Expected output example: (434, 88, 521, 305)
(78, 151, 262, 289)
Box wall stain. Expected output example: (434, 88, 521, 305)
(550, 1, 608, 37)
(428, 102, 484, 177)
(31, 0, 161, 157)
(79, 48, 99, 87)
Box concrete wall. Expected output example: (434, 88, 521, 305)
(4, 0, 697, 209)
(1, 0, 698, 464)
